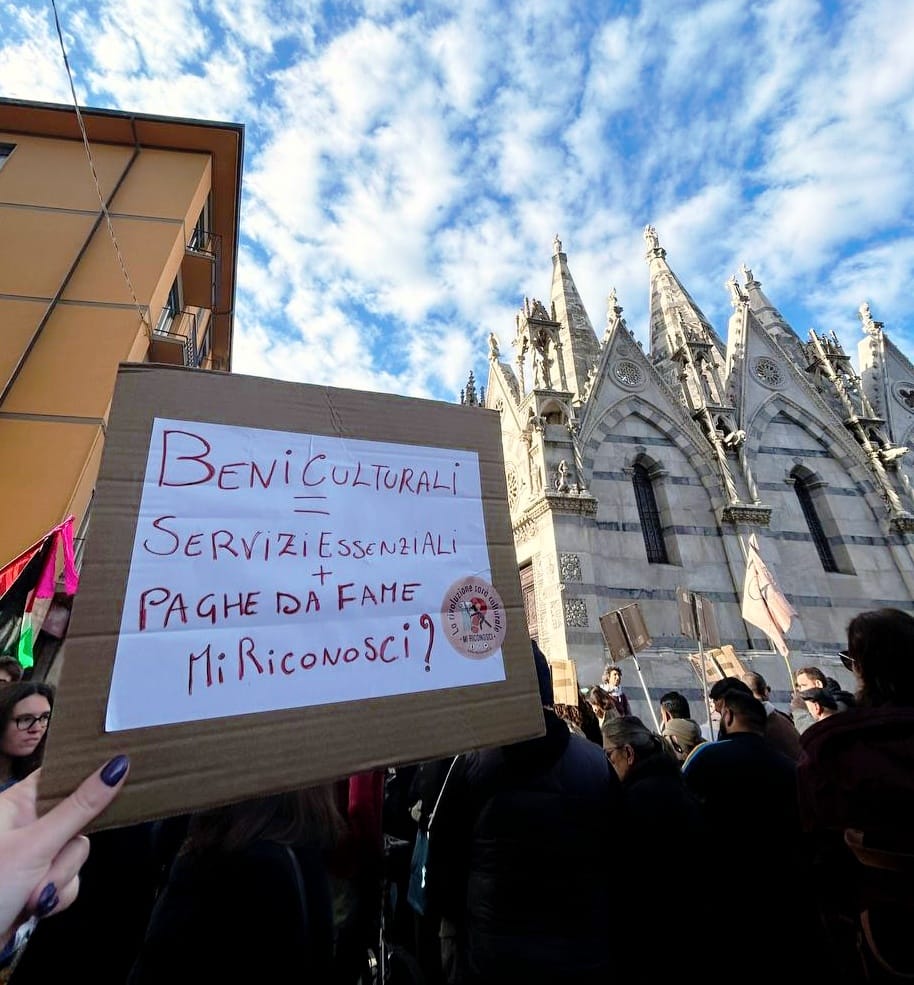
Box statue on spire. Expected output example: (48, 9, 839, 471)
(726, 274, 746, 307)
(859, 301, 881, 335)
(553, 234, 563, 256)
(643, 225, 660, 251)
(740, 263, 756, 286)
(488, 332, 500, 360)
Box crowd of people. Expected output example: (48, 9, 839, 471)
(0, 608, 912, 983)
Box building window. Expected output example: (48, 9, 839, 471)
(189, 197, 212, 252)
(632, 463, 670, 564)
(794, 474, 839, 573)
(0, 143, 15, 172)
(156, 279, 181, 334)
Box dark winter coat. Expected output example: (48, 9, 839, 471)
(127, 840, 334, 984)
(427, 710, 619, 985)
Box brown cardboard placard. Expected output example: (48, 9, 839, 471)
(38, 364, 544, 829)
(549, 659, 578, 707)
(687, 644, 747, 684)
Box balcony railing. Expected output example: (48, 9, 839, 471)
(151, 309, 208, 368)
(182, 230, 221, 309)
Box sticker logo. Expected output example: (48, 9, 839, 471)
(441, 577, 507, 659)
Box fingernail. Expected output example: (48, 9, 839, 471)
(36, 883, 58, 917)
(100, 754, 129, 787)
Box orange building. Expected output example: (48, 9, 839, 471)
(0, 98, 243, 573)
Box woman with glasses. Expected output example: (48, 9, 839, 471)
(0, 682, 53, 794)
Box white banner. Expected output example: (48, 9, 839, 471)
(105, 418, 507, 731)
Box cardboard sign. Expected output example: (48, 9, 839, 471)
(38, 365, 544, 828)
(549, 659, 579, 707)
(687, 644, 747, 684)
(677, 588, 721, 647)
(599, 603, 651, 662)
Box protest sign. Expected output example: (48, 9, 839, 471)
(38, 364, 543, 828)
(687, 644, 747, 684)
(549, 658, 578, 707)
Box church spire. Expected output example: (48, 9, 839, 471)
(645, 224, 723, 365)
(550, 235, 601, 402)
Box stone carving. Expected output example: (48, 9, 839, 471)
(564, 598, 588, 628)
(506, 465, 519, 510)
(893, 383, 914, 411)
(559, 553, 582, 582)
(643, 224, 660, 251)
(726, 274, 746, 306)
(488, 332, 500, 360)
(554, 460, 570, 492)
(613, 359, 644, 389)
(752, 356, 785, 389)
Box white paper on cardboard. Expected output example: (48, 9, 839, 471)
(105, 418, 507, 731)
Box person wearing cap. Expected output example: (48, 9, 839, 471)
(790, 665, 853, 733)
(660, 717, 705, 765)
(798, 687, 838, 724)
(426, 641, 620, 985)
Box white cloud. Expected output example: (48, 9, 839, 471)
(1, 0, 913, 401)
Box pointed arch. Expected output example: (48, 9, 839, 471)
(582, 397, 728, 516)
(747, 395, 888, 527)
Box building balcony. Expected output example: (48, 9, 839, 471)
(181, 230, 220, 310)
(150, 308, 211, 368)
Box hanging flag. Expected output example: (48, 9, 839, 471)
(741, 533, 797, 657)
(0, 516, 81, 667)
(0, 540, 52, 662)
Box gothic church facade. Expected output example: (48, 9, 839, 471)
(475, 228, 914, 696)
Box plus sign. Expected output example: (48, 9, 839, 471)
(311, 565, 333, 585)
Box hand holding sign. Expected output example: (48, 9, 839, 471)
(38, 368, 542, 829)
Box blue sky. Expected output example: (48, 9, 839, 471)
(2, 0, 913, 400)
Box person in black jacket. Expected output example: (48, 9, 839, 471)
(426, 641, 620, 985)
(127, 787, 341, 985)
(601, 715, 706, 967)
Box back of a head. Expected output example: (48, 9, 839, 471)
(741, 672, 767, 700)
(660, 691, 690, 719)
(847, 608, 914, 707)
(795, 665, 826, 688)
(721, 690, 767, 734)
(186, 786, 343, 856)
(662, 717, 703, 756)
(0, 657, 23, 684)
(709, 677, 752, 701)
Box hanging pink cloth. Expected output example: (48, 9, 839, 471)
(35, 515, 80, 598)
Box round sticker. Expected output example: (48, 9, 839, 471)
(441, 577, 507, 658)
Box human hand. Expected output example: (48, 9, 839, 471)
(0, 754, 129, 954)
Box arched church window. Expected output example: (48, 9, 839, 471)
(632, 463, 669, 564)
(794, 474, 838, 573)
